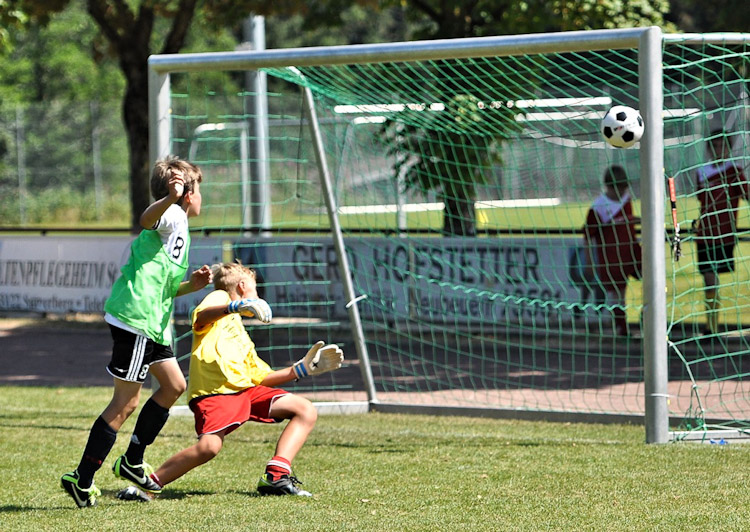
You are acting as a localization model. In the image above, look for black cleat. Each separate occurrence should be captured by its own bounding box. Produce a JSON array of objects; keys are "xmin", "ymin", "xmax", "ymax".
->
[
  {"xmin": 60, "ymin": 470, "xmax": 101, "ymax": 508},
  {"xmin": 112, "ymin": 455, "xmax": 162, "ymax": 493}
]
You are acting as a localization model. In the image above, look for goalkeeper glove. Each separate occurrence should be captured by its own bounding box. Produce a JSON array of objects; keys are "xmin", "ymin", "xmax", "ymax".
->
[
  {"xmin": 293, "ymin": 341, "xmax": 344, "ymax": 379},
  {"xmin": 227, "ymin": 298, "xmax": 273, "ymax": 323}
]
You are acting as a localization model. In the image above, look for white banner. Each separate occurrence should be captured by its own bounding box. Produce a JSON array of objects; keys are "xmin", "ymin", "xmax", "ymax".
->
[
  {"xmin": 234, "ymin": 237, "xmax": 587, "ymax": 324},
  {"xmin": 0, "ymin": 236, "xmax": 225, "ymax": 316},
  {"xmin": 0, "ymin": 237, "xmax": 132, "ymax": 313},
  {"xmin": 0, "ymin": 236, "xmax": 590, "ymax": 324}
]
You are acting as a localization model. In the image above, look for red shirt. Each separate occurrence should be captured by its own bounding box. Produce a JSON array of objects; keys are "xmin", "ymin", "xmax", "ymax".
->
[
  {"xmin": 583, "ymin": 192, "xmax": 641, "ymax": 286},
  {"xmin": 695, "ymin": 161, "xmax": 749, "ymax": 245}
]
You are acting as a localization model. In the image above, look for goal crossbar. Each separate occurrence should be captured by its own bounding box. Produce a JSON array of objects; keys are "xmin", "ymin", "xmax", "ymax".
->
[{"xmin": 148, "ymin": 28, "xmax": 648, "ymax": 73}]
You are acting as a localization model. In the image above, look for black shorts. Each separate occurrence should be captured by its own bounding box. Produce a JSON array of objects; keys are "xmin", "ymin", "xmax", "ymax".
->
[
  {"xmin": 696, "ymin": 240, "xmax": 736, "ymax": 275},
  {"xmin": 107, "ymin": 325, "xmax": 175, "ymax": 383}
]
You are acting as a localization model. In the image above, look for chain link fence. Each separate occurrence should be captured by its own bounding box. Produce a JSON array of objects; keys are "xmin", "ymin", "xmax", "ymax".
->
[{"xmin": 0, "ymin": 100, "xmax": 130, "ymax": 227}]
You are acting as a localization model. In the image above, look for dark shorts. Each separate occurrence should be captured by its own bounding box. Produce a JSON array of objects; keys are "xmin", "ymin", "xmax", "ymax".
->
[
  {"xmin": 697, "ymin": 241, "xmax": 736, "ymax": 275},
  {"xmin": 107, "ymin": 325, "xmax": 174, "ymax": 383},
  {"xmin": 189, "ymin": 386, "xmax": 289, "ymax": 436}
]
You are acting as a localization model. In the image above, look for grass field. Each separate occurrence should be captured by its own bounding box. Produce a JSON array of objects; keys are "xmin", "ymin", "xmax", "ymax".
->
[{"xmin": 2, "ymin": 386, "xmax": 750, "ymax": 531}]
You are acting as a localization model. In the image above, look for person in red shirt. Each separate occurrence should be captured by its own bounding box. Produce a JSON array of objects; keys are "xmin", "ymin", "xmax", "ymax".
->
[
  {"xmin": 583, "ymin": 165, "xmax": 642, "ymax": 336},
  {"xmin": 694, "ymin": 130, "xmax": 749, "ymax": 335}
]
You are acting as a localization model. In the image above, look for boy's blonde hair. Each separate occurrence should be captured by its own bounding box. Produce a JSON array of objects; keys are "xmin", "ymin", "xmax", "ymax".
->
[
  {"xmin": 151, "ymin": 155, "xmax": 203, "ymax": 204},
  {"xmin": 213, "ymin": 262, "xmax": 256, "ymax": 293}
]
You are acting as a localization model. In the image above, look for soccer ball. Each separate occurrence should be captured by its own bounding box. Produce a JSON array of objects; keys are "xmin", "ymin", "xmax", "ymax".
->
[{"xmin": 601, "ymin": 105, "xmax": 644, "ymax": 148}]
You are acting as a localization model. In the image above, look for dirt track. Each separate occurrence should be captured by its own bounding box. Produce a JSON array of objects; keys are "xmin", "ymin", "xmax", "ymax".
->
[
  {"xmin": 0, "ymin": 315, "xmax": 359, "ymax": 393},
  {"xmin": 1, "ymin": 317, "xmax": 124, "ymax": 387},
  {"xmin": 3, "ymin": 315, "xmax": 750, "ymax": 424}
]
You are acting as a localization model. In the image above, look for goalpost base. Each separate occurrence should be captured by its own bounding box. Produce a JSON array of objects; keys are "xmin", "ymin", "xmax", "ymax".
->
[{"xmin": 669, "ymin": 429, "xmax": 750, "ymax": 443}]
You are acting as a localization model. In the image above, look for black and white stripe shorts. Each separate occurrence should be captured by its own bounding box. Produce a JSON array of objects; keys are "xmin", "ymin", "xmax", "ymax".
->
[{"xmin": 106, "ymin": 325, "xmax": 175, "ymax": 383}]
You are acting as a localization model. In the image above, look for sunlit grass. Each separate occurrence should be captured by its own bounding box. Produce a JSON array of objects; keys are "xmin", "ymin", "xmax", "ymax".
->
[{"xmin": 2, "ymin": 386, "xmax": 750, "ymax": 531}]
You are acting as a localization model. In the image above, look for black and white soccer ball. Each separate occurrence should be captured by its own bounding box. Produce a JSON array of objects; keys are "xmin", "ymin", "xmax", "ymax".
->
[{"xmin": 601, "ymin": 105, "xmax": 644, "ymax": 148}]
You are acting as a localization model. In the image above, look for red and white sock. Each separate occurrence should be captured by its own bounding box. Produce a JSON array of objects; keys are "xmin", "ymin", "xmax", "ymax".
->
[
  {"xmin": 265, "ymin": 456, "xmax": 292, "ymax": 481},
  {"xmin": 150, "ymin": 472, "xmax": 164, "ymax": 488}
]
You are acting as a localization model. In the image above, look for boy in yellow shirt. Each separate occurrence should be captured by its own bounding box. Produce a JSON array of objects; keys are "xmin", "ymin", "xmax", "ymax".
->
[{"xmin": 122, "ymin": 262, "xmax": 343, "ymax": 498}]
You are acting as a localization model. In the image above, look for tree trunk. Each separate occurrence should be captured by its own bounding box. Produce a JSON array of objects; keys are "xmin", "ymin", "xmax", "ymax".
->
[
  {"xmin": 123, "ymin": 81, "xmax": 150, "ymax": 233},
  {"xmin": 120, "ymin": 41, "xmax": 151, "ymax": 233},
  {"xmin": 442, "ymin": 193, "xmax": 476, "ymax": 237},
  {"xmin": 86, "ymin": 0, "xmax": 195, "ymax": 232}
]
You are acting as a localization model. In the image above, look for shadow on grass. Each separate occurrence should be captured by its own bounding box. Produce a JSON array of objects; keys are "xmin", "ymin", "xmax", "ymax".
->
[
  {"xmin": 0, "ymin": 421, "xmax": 102, "ymax": 433},
  {"xmin": 0, "ymin": 505, "xmax": 38, "ymax": 513},
  {"xmin": 8, "ymin": 487, "xmax": 322, "ymax": 511},
  {"xmin": 226, "ymin": 490, "xmax": 264, "ymax": 498},
  {"xmin": 111, "ymin": 488, "xmax": 266, "ymax": 502},
  {"xmin": 127, "ymin": 489, "xmax": 216, "ymax": 501}
]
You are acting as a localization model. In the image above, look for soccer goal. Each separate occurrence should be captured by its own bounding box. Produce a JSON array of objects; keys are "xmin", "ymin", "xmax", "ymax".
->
[{"xmin": 149, "ymin": 27, "xmax": 750, "ymax": 444}]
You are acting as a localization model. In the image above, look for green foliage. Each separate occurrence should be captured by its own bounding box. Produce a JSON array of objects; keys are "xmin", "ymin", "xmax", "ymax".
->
[
  {"xmin": 0, "ymin": 3, "xmax": 124, "ymax": 104},
  {"xmin": 0, "ymin": 5, "xmax": 130, "ymax": 226},
  {"xmin": 3, "ymin": 386, "xmax": 750, "ymax": 531},
  {"xmin": 263, "ymin": 4, "xmax": 409, "ymax": 51},
  {"xmin": 0, "ymin": 99, "xmax": 130, "ymax": 226},
  {"xmin": 390, "ymin": 0, "xmax": 674, "ymax": 39},
  {"xmin": 6, "ymin": 186, "xmax": 129, "ymax": 225},
  {"xmin": 379, "ymin": 94, "xmax": 509, "ymax": 235},
  {"xmin": 0, "ymin": 0, "xmax": 68, "ymax": 53},
  {"xmin": 668, "ymin": 0, "xmax": 750, "ymax": 32}
]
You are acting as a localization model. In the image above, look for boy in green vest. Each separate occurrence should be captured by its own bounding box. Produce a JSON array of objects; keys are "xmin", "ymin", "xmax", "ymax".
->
[{"xmin": 61, "ymin": 156, "xmax": 212, "ymax": 508}]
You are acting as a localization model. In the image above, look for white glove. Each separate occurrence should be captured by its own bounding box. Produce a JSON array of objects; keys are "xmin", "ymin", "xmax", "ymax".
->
[
  {"xmin": 227, "ymin": 298, "xmax": 272, "ymax": 323},
  {"xmin": 293, "ymin": 341, "xmax": 344, "ymax": 379}
]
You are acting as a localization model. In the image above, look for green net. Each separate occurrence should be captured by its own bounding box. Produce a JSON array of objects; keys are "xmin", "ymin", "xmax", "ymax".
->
[
  {"xmin": 663, "ymin": 36, "xmax": 750, "ymax": 434},
  {"xmin": 167, "ymin": 34, "xmax": 750, "ymax": 430}
]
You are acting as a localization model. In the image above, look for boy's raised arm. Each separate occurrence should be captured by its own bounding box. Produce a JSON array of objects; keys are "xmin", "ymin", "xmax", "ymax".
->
[{"xmin": 140, "ymin": 169, "xmax": 185, "ymax": 229}]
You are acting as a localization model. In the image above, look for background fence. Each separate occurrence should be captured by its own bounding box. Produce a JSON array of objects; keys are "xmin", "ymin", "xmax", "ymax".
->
[{"xmin": 0, "ymin": 100, "xmax": 129, "ymax": 226}]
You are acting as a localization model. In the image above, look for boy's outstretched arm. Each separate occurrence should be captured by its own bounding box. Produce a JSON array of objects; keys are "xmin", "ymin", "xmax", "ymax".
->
[
  {"xmin": 260, "ymin": 367, "xmax": 299, "ymax": 387},
  {"xmin": 261, "ymin": 342, "xmax": 345, "ymax": 388},
  {"xmin": 192, "ymin": 303, "xmax": 231, "ymax": 331}
]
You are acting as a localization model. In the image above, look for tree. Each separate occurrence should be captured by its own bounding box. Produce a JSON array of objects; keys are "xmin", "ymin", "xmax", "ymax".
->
[
  {"xmin": 0, "ymin": 0, "xmax": 376, "ymax": 230},
  {"xmin": 377, "ymin": 0, "xmax": 672, "ymax": 236},
  {"xmin": 393, "ymin": 0, "xmax": 671, "ymax": 39},
  {"xmin": 85, "ymin": 1, "xmax": 199, "ymax": 231},
  {"xmin": 667, "ymin": 0, "xmax": 749, "ymax": 32},
  {"xmin": 380, "ymin": 94, "xmax": 513, "ymax": 236}
]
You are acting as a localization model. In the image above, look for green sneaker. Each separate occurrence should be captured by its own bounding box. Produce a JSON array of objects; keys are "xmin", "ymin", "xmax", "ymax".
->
[
  {"xmin": 60, "ymin": 471, "xmax": 101, "ymax": 508},
  {"xmin": 112, "ymin": 455, "xmax": 162, "ymax": 493},
  {"xmin": 257, "ymin": 474, "xmax": 312, "ymax": 497}
]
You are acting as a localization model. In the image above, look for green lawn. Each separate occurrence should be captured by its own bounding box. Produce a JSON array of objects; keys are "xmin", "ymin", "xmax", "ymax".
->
[{"xmin": 2, "ymin": 386, "xmax": 750, "ymax": 531}]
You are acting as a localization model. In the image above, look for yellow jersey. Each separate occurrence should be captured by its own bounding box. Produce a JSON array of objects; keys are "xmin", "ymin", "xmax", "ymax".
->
[{"xmin": 187, "ymin": 290, "xmax": 273, "ymax": 400}]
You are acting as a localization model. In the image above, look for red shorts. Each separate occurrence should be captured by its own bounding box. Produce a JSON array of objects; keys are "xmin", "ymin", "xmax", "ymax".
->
[{"xmin": 189, "ymin": 386, "xmax": 289, "ymax": 436}]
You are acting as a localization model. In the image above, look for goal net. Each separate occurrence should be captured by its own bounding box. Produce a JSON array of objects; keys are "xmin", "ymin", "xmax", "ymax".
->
[{"xmin": 151, "ymin": 28, "xmax": 750, "ymax": 440}]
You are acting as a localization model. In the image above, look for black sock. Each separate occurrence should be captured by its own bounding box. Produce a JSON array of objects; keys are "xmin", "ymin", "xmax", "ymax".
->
[
  {"xmin": 77, "ymin": 416, "xmax": 117, "ymax": 488},
  {"xmin": 125, "ymin": 398, "xmax": 170, "ymax": 465}
]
